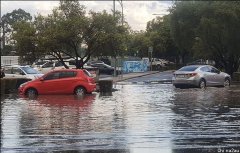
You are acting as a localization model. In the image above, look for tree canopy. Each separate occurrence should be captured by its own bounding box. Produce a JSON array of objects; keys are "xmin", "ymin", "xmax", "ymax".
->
[
  {"xmin": 170, "ymin": 1, "xmax": 240, "ymax": 75},
  {"xmin": 8, "ymin": 0, "xmax": 130, "ymax": 69},
  {"xmin": 1, "ymin": 8, "xmax": 32, "ymax": 55},
  {"xmin": 2, "ymin": 1, "xmax": 240, "ymax": 75}
]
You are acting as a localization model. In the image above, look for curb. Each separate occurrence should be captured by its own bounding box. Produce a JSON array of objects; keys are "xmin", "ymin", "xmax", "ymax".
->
[{"xmin": 114, "ymin": 71, "xmax": 160, "ymax": 83}]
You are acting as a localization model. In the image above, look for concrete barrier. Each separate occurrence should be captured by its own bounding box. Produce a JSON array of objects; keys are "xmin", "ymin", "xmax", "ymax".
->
[
  {"xmin": 98, "ymin": 79, "xmax": 113, "ymax": 95},
  {"xmin": 1, "ymin": 78, "xmax": 31, "ymax": 94}
]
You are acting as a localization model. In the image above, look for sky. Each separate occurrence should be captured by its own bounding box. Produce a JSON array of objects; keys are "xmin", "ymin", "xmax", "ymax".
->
[{"xmin": 1, "ymin": 1, "xmax": 173, "ymax": 31}]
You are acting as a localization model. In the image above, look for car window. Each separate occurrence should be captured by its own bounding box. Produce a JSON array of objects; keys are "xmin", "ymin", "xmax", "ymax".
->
[
  {"xmin": 59, "ymin": 71, "xmax": 77, "ymax": 79},
  {"xmin": 21, "ymin": 67, "xmax": 40, "ymax": 74},
  {"xmin": 35, "ymin": 61, "xmax": 47, "ymax": 65},
  {"xmin": 103, "ymin": 64, "xmax": 111, "ymax": 68},
  {"xmin": 68, "ymin": 60, "xmax": 76, "ymax": 65},
  {"xmin": 55, "ymin": 61, "xmax": 63, "ymax": 67},
  {"xmin": 42, "ymin": 62, "xmax": 54, "ymax": 68},
  {"xmin": 92, "ymin": 64, "xmax": 101, "ymax": 68},
  {"xmin": 178, "ymin": 66, "xmax": 199, "ymax": 71},
  {"xmin": 44, "ymin": 72, "xmax": 60, "ymax": 80},
  {"xmin": 210, "ymin": 67, "xmax": 220, "ymax": 74},
  {"xmin": 12, "ymin": 68, "xmax": 24, "ymax": 75},
  {"xmin": 4, "ymin": 67, "xmax": 13, "ymax": 74},
  {"xmin": 200, "ymin": 66, "xmax": 211, "ymax": 72}
]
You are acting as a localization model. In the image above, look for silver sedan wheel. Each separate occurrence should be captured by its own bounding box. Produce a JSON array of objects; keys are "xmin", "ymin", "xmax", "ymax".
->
[
  {"xmin": 199, "ymin": 80, "xmax": 206, "ymax": 89},
  {"xmin": 224, "ymin": 79, "xmax": 230, "ymax": 87}
]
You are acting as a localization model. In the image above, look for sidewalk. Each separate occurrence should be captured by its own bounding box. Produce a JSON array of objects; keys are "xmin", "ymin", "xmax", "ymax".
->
[
  {"xmin": 98, "ymin": 71, "xmax": 240, "ymax": 85},
  {"xmin": 99, "ymin": 71, "xmax": 162, "ymax": 83}
]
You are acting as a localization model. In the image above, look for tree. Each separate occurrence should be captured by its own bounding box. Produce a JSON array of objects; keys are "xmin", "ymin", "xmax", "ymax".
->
[
  {"xmin": 169, "ymin": 1, "xmax": 240, "ymax": 75},
  {"xmin": 1, "ymin": 9, "xmax": 32, "ymax": 51},
  {"xmin": 33, "ymin": 0, "xmax": 129, "ymax": 69},
  {"xmin": 196, "ymin": 1, "xmax": 240, "ymax": 76},
  {"xmin": 169, "ymin": 1, "xmax": 200, "ymax": 64},
  {"xmin": 127, "ymin": 31, "xmax": 151, "ymax": 58},
  {"xmin": 85, "ymin": 10, "xmax": 129, "ymax": 58},
  {"xmin": 12, "ymin": 21, "xmax": 38, "ymax": 64},
  {"xmin": 35, "ymin": 0, "xmax": 89, "ymax": 69},
  {"xmin": 146, "ymin": 15, "xmax": 178, "ymax": 62}
]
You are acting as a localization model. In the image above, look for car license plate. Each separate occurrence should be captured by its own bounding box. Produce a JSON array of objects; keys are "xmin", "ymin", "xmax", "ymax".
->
[{"xmin": 177, "ymin": 74, "xmax": 185, "ymax": 78}]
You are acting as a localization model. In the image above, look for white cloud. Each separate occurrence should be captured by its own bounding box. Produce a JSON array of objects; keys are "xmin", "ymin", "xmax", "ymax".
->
[{"xmin": 1, "ymin": 1, "xmax": 173, "ymax": 31}]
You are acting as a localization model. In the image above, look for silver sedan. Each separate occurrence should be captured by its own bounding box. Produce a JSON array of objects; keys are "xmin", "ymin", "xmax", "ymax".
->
[{"xmin": 172, "ymin": 65, "xmax": 231, "ymax": 89}]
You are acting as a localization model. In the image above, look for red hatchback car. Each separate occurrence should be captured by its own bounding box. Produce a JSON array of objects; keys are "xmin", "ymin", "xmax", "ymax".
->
[{"xmin": 19, "ymin": 69, "xmax": 96, "ymax": 96}]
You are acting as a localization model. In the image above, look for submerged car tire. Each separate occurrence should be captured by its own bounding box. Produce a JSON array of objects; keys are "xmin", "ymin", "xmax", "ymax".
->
[
  {"xmin": 74, "ymin": 86, "xmax": 86, "ymax": 96},
  {"xmin": 199, "ymin": 79, "xmax": 206, "ymax": 89},
  {"xmin": 223, "ymin": 78, "xmax": 230, "ymax": 87},
  {"xmin": 26, "ymin": 88, "xmax": 38, "ymax": 97}
]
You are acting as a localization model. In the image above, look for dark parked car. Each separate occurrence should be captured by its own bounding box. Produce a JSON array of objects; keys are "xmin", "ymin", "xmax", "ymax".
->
[
  {"xmin": 90, "ymin": 63, "xmax": 114, "ymax": 75},
  {"xmin": 87, "ymin": 60, "xmax": 104, "ymax": 66}
]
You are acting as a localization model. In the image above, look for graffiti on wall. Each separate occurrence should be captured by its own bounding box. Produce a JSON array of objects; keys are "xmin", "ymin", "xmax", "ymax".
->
[{"xmin": 123, "ymin": 61, "xmax": 148, "ymax": 73}]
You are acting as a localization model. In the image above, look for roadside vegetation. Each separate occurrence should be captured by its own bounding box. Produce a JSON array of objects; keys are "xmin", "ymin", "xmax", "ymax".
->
[{"xmin": 1, "ymin": 1, "xmax": 240, "ymax": 76}]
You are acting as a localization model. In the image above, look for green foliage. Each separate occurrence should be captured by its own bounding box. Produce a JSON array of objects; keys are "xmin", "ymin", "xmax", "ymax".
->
[
  {"xmin": 127, "ymin": 31, "xmax": 151, "ymax": 58},
  {"xmin": 8, "ymin": 1, "xmax": 130, "ymax": 68},
  {"xmin": 169, "ymin": 1, "xmax": 240, "ymax": 75},
  {"xmin": 170, "ymin": 1, "xmax": 201, "ymax": 64},
  {"xmin": 197, "ymin": 2, "xmax": 240, "ymax": 75},
  {"xmin": 1, "ymin": 9, "xmax": 32, "ymax": 51},
  {"xmin": 146, "ymin": 15, "xmax": 178, "ymax": 62},
  {"xmin": 86, "ymin": 10, "xmax": 129, "ymax": 58},
  {"xmin": 1, "ymin": 45, "xmax": 13, "ymax": 55},
  {"xmin": 12, "ymin": 21, "xmax": 38, "ymax": 64}
]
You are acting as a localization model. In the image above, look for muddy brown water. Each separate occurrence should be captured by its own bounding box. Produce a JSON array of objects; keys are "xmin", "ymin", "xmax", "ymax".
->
[{"xmin": 1, "ymin": 84, "xmax": 240, "ymax": 153}]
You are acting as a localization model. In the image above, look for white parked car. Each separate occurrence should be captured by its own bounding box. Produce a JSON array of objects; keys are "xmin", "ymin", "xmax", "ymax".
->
[
  {"xmin": 32, "ymin": 60, "xmax": 75, "ymax": 74},
  {"xmin": 4, "ymin": 65, "xmax": 44, "ymax": 80}
]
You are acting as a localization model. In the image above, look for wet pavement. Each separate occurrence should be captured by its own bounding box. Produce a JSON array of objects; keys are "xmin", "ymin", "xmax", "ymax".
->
[{"xmin": 1, "ymin": 83, "xmax": 240, "ymax": 153}]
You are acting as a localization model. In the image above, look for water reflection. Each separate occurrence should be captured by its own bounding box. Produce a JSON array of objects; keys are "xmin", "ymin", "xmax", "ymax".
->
[
  {"xmin": 20, "ymin": 94, "xmax": 96, "ymax": 135},
  {"xmin": 170, "ymin": 86, "xmax": 240, "ymax": 152},
  {"xmin": 1, "ymin": 85, "xmax": 240, "ymax": 153}
]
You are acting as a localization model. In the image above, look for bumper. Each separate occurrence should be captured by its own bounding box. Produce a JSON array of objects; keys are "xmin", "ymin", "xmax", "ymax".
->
[
  {"xmin": 86, "ymin": 83, "xmax": 97, "ymax": 93},
  {"xmin": 172, "ymin": 78, "xmax": 199, "ymax": 87},
  {"xmin": 18, "ymin": 87, "xmax": 25, "ymax": 94}
]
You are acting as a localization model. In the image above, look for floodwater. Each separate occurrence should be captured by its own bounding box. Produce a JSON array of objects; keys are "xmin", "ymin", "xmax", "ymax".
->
[{"xmin": 1, "ymin": 84, "xmax": 240, "ymax": 153}]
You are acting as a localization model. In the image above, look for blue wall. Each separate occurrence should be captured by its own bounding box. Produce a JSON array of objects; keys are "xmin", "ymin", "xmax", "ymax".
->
[{"xmin": 123, "ymin": 61, "xmax": 148, "ymax": 73}]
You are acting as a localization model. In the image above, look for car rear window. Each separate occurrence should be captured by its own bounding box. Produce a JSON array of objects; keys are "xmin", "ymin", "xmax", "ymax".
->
[
  {"xmin": 83, "ymin": 69, "xmax": 92, "ymax": 77},
  {"xmin": 178, "ymin": 66, "xmax": 199, "ymax": 71}
]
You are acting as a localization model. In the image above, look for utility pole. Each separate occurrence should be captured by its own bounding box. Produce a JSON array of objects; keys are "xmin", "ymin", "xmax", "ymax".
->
[
  {"xmin": 113, "ymin": 0, "xmax": 117, "ymax": 77},
  {"xmin": 119, "ymin": 0, "xmax": 123, "ymax": 26},
  {"xmin": 118, "ymin": 0, "xmax": 123, "ymax": 78},
  {"xmin": 113, "ymin": 0, "xmax": 124, "ymax": 77}
]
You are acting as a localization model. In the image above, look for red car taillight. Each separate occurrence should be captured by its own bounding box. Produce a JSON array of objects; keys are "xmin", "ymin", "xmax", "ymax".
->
[{"xmin": 188, "ymin": 73, "xmax": 197, "ymax": 77}]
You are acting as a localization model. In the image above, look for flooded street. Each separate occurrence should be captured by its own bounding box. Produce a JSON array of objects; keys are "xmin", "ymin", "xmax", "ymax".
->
[{"xmin": 1, "ymin": 84, "xmax": 240, "ymax": 153}]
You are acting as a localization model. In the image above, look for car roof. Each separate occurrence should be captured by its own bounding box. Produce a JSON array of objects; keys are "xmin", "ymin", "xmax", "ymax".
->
[
  {"xmin": 4, "ymin": 65, "xmax": 31, "ymax": 68},
  {"xmin": 50, "ymin": 69, "xmax": 83, "ymax": 72},
  {"xmin": 184, "ymin": 65, "xmax": 211, "ymax": 68}
]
